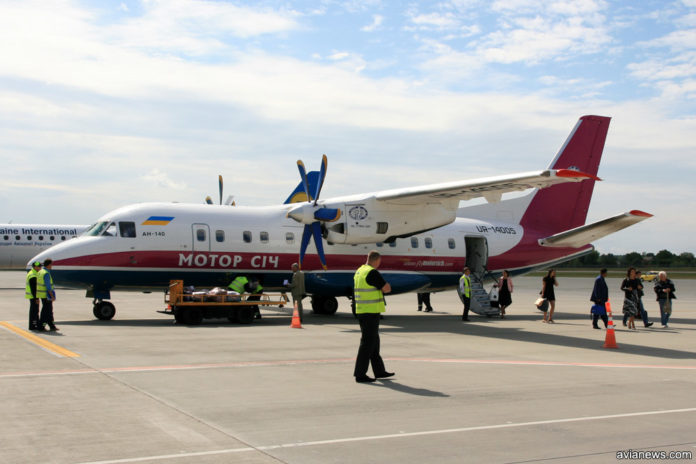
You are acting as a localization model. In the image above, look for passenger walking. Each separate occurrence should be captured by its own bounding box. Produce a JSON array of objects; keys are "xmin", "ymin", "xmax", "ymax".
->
[
  {"xmin": 654, "ymin": 271, "xmax": 676, "ymax": 328},
  {"xmin": 353, "ymin": 251, "xmax": 394, "ymax": 383},
  {"xmin": 25, "ymin": 261, "xmax": 42, "ymax": 331},
  {"xmin": 621, "ymin": 268, "xmax": 639, "ymax": 330},
  {"xmin": 590, "ymin": 268, "xmax": 609, "ymax": 329},
  {"xmin": 634, "ymin": 271, "xmax": 653, "ymax": 327},
  {"xmin": 458, "ymin": 267, "xmax": 471, "ymax": 321},
  {"xmin": 417, "ymin": 292, "xmax": 433, "ymax": 312},
  {"xmin": 286, "ymin": 263, "xmax": 306, "ymax": 323},
  {"xmin": 498, "ymin": 270, "xmax": 513, "ymax": 319},
  {"xmin": 38, "ymin": 259, "xmax": 59, "ymax": 331},
  {"xmin": 541, "ymin": 269, "xmax": 558, "ymax": 323}
]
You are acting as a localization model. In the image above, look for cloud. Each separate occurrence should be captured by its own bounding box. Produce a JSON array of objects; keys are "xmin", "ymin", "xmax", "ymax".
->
[
  {"xmin": 141, "ymin": 169, "xmax": 188, "ymax": 190},
  {"xmin": 362, "ymin": 14, "xmax": 383, "ymax": 32}
]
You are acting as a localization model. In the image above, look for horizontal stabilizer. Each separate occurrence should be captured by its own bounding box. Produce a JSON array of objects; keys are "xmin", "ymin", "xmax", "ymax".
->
[{"xmin": 538, "ymin": 210, "xmax": 652, "ymax": 248}]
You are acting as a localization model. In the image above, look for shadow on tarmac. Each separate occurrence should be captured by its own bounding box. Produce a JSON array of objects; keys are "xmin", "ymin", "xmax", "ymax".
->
[{"xmin": 371, "ymin": 379, "xmax": 450, "ymax": 397}]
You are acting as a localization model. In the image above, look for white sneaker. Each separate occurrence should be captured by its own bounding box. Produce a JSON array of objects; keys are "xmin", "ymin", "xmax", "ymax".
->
[{"xmin": 661, "ymin": 324, "xmax": 667, "ymax": 328}]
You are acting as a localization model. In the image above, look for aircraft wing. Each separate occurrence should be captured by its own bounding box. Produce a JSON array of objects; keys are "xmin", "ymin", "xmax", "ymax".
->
[
  {"xmin": 374, "ymin": 169, "xmax": 600, "ymax": 205},
  {"xmin": 538, "ymin": 210, "xmax": 653, "ymax": 248}
]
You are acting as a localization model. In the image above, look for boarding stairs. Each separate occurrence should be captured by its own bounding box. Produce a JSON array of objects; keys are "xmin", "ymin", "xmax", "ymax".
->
[{"xmin": 469, "ymin": 275, "xmax": 499, "ymax": 317}]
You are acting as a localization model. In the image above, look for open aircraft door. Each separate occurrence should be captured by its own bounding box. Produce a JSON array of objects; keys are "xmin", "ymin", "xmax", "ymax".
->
[
  {"xmin": 192, "ymin": 224, "xmax": 210, "ymax": 252},
  {"xmin": 464, "ymin": 235, "xmax": 488, "ymax": 277}
]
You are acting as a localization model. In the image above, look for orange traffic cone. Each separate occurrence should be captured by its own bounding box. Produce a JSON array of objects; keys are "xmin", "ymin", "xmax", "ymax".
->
[
  {"xmin": 603, "ymin": 300, "xmax": 618, "ymax": 349},
  {"xmin": 290, "ymin": 301, "xmax": 302, "ymax": 329}
]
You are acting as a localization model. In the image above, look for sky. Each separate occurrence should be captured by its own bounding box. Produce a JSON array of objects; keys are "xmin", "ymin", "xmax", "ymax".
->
[{"xmin": 0, "ymin": 0, "xmax": 694, "ymax": 255}]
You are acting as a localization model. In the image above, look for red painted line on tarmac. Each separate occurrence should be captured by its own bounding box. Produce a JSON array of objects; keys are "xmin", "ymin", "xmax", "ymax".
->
[{"xmin": 1, "ymin": 356, "xmax": 694, "ymax": 379}]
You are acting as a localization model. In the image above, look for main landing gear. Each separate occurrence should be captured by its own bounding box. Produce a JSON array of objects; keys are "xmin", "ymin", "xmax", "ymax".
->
[
  {"xmin": 93, "ymin": 300, "xmax": 116, "ymax": 320},
  {"xmin": 311, "ymin": 295, "xmax": 339, "ymax": 315}
]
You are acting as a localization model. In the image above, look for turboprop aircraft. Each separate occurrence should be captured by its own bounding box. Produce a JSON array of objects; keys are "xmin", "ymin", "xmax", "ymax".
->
[
  {"xmin": 29, "ymin": 115, "xmax": 651, "ymax": 320},
  {"xmin": 0, "ymin": 224, "xmax": 89, "ymax": 269}
]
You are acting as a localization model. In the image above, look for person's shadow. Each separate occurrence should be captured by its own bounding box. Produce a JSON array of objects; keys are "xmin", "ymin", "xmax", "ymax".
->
[{"xmin": 371, "ymin": 380, "xmax": 449, "ymax": 397}]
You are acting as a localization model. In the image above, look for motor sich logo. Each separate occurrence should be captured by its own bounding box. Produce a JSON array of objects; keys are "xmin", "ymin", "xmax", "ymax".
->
[{"xmin": 348, "ymin": 205, "xmax": 368, "ymax": 221}]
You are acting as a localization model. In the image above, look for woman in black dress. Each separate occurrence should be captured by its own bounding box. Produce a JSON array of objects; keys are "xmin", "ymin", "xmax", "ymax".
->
[
  {"xmin": 498, "ymin": 270, "xmax": 513, "ymax": 319},
  {"xmin": 541, "ymin": 269, "xmax": 558, "ymax": 323}
]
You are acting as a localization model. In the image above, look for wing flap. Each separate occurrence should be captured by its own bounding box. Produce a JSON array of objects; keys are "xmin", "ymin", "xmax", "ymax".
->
[
  {"xmin": 538, "ymin": 210, "xmax": 653, "ymax": 248},
  {"xmin": 374, "ymin": 169, "xmax": 600, "ymax": 204}
]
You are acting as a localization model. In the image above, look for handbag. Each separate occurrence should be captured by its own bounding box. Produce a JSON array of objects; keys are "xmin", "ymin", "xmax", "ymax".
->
[
  {"xmin": 535, "ymin": 297, "xmax": 548, "ymax": 312},
  {"xmin": 591, "ymin": 304, "xmax": 606, "ymax": 316},
  {"xmin": 663, "ymin": 297, "xmax": 672, "ymax": 315}
]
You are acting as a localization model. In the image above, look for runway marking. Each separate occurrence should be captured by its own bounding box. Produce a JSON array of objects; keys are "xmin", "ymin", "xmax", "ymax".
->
[
  {"xmin": 75, "ymin": 407, "xmax": 696, "ymax": 463},
  {"xmin": 0, "ymin": 321, "xmax": 79, "ymax": 358},
  {"xmin": 1, "ymin": 356, "xmax": 695, "ymax": 379}
]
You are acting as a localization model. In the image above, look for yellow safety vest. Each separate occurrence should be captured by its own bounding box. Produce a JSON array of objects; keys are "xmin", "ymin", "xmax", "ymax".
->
[
  {"xmin": 25, "ymin": 269, "xmax": 39, "ymax": 299},
  {"xmin": 228, "ymin": 276, "xmax": 248, "ymax": 293},
  {"xmin": 36, "ymin": 269, "xmax": 53, "ymax": 299},
  {"xmin": 459, "ymin": 274, "xmax": 471, "ymax": 298},
  {"xmin": 354, "ymin": 264, "xmax": 385, "ymax": 314}
]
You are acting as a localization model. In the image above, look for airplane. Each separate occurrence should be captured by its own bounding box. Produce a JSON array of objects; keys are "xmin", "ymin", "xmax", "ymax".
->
[
  {"xmin": 0, "ymin": 224, "xmax": 89, "ymax": 269},
  {"xmin": 29, "ymin": 115, "xmax": 652, "ymax": 321}
]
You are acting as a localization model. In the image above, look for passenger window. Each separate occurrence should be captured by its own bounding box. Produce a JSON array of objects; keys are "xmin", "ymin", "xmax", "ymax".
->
[
  {"xmin": 103, "ymin": 223, "xmax": 117, "ymax": 237},
  {"xmin": 389, "ymin": 241, "xmax": 396, "ymax": 248},
  {"xmin": 3, "ymin": 235, "xmax": 8, "ymax": 240},
  {"xmin": 196, "ymin": 228, "xmax": 206, "ymax": 241},
  {"xmin": 376, "ymin": 222, "xmax": 388, "ymax": 234},
  {"xmin": 27, "ymin": 236, "xmax": 32, "ymax": 240},
  {"xmin": 260, "ymin": 231, "xmax": 269, "ymax": 243},
  {"xmin": 61, "ymin": 236, "xmax": 66, "ymax": 241},
  {"xmin": 285, "ymin": 232, "xmax": 294, "ymax": 244},
  {"xmin": 411, "ymin": 237, "xmax": 419, "ymax": 248},
  {"xmin": 243, "ymin": 231, "xmax": 252, "ymax": 243},
  {"xmin": 425, "ymin": 238, "xmax": 432, "ymax": 249},
  {"xmin": 50, "ymin": 236, "xmax": 55, "ymax": 241},
  {"xmin": 376, "ymin": 242, "xmax": 383, "ymax": 247},
  {"xmin": 38, "ymin": 235, "xmax": 44, "ymax": 241},
  {"xmin": 15, "ymin": 235, "xmax": 20, "ymax": 240},
  {"xmin": 448, "ymin": 238, "xmax": 456, "ymax": 249},
  {"xmin": 119, "ymin": 222, "xmax": 136, "ymax": 238},
  {"xmin": 216, "ymin": 230, "xmax": 225, "ymax": 242}
]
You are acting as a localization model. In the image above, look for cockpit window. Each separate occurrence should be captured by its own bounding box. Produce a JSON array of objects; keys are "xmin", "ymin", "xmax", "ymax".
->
[
  {"xmin": 119, "ymin": 222, "xmax": 136, "ymax": 238},
  {"xmin": 103, "ymin": 223, "xmax": 118, "ymax": 237},
  {"xmin": 84, "ymin": 221, "xmax": 110, "ymax": 236}
]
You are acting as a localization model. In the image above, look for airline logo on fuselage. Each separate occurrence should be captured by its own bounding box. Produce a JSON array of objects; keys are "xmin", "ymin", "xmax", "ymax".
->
[
  {"xmin": 142, "ymin": 216, "xmax": 174, "ymax": 226},
  {"xmin": 179, "ymin": 253, "xmax": 279, "ymax": 269}
]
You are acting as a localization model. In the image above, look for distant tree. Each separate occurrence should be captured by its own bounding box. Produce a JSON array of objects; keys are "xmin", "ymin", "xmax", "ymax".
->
[
  {"xmin": 676, "ymin": 252, "xmax": 696, "ymax": 267},
  {"xmin": 600, "ymin": 253, "xmax": 618, "ymax": 267},
  {"xmin": 582, "ymin": 250, "xmax": 600, "ymax": 266},
  {"xmin": 655, "ymin": 249, "xmax": 675, "ymax": 267},
  {"xmin": 624, "ymin": 252, "xmax": 643, "ymax": 267}
]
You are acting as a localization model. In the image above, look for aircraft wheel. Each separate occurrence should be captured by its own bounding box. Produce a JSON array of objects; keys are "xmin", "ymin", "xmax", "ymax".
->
[
  {"xmin": 237, "ymin": 307, "xmax": 254, "ymax": 324},
  {"xmin": 312, "ymin": 296, "xmax": 338, "ymax": 315},
  {"xmin": 93, "ymin": 301, "xmax": 116, "ymax": 320}
]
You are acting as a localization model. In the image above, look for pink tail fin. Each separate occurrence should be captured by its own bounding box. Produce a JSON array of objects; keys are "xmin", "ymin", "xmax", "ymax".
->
[{"xmin": 520, "ymin": 115, "xmax": 611, "ymax": 234}]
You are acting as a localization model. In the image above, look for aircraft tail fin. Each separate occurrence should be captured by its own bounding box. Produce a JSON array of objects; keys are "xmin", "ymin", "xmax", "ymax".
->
[
  {"xmin": 284, "ymin": 171, "xmax": 320, "ymax": 204},
  {"xmin": 519, "ymin": 115, "xmax": 611, "ymax": 234}
]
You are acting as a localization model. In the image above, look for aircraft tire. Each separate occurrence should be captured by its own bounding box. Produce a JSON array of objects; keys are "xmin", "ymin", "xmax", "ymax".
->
[
  {"xmin": 311, "ymin": 296, "xmax": 339, "ymax": 315},
  {"xmin": 93, "ymin": 301, "xmax": 116, "ymax": 320}
]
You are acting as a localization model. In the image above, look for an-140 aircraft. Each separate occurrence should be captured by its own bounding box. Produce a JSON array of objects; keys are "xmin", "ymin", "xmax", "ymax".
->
[{"xmin": 29, "ymin": 115, "xmax": 651, "ymax": 320}]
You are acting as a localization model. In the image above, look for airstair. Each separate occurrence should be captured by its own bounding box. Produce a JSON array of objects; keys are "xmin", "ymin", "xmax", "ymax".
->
[{"xmin": 469, "ymin": 275, "xmax": 500, "ymax": 317}]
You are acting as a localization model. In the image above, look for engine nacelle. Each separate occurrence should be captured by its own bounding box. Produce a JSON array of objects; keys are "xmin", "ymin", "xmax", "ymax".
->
[{"xmin": 323, "ymin": 198, "xmax": 458, "ymax": 244}]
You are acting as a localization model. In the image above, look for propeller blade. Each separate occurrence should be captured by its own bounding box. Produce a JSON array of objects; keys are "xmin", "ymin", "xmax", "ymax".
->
[
  {"xmin": 218, "ymin": 175, "xmax": 223, "ymax": 205},
  {"xmin": 224, "ymin": 195, "xmax": 235, "ymax": 206},
  {"xmin": 314, "ymin": 208, "xmax": 341, "ymax": 222},
  {"xmin": 297, "ymin": 160, "xmax": 311, "ymax": 202},
  {"xmin": 313, "ymin": 154, "xmax": 327, "ymax": 205},
  {"xmin": 298, "ymin": 224, "xmax": 313, "ymax": 269},
  {"xmin": 205, "ymin": 196, "xmax": 213, "ymax": 205},
  {"xmin": 311, "ymin": 221, "xmax": 327, "ymax": 270}
]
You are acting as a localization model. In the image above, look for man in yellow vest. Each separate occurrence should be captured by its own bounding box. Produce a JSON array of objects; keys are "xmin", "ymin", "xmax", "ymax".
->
[
  {"xmin": 25, "ymin": 261, "xmax": 42, "ymax": 331},
  {"xmin": 38, "ymin": 259, "xmax": 59, "ymax": 331},
  {"xmin": 458, "ymin": 266, "xmax": 472, "ymax": 321},
  {"xmin": 353, "ymin": 251, "xmax": 394, "ymax": 383}
]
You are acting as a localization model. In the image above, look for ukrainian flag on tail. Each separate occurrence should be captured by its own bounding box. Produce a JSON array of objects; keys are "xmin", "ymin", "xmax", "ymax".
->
[{"xmin": 142, "ymin": 216, "xmax": 174, "ymax": 226}]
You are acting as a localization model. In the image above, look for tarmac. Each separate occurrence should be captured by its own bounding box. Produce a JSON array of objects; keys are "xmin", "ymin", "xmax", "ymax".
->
[{"xmin": 0, "ymin": 271, "xmax": 694, "ymax": 464}]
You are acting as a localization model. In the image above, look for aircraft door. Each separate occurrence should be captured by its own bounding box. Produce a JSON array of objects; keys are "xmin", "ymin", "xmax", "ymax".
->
[
  {"xmin": 464, "ymin": 236, "xmax": 488, "ymax": 276},
  {"xmin": 192, "ymin": 224, "xmax": 211, "ymax": 252}
]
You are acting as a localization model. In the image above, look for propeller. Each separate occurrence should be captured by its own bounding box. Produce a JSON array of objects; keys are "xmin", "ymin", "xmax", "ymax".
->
[
  {"xmin": 286, "ymin": 155, "xmax": 341, "ymax": 270},
  {"xmin": 205, "ymin": 175, "xmax": 235, "ymax": 206}
]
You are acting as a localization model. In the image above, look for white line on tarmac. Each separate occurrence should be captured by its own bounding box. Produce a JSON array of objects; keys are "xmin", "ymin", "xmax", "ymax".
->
[
  {"xmin": 76, "ymin": 407, "xmax": 696, "ymax": 464},
  {"xmin": 2, "ymin": 356, "xmax": 695, "ymax": 379}
]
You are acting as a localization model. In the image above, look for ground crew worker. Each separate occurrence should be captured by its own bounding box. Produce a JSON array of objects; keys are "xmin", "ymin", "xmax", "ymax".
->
[
  {"xmin": 287, "ymin": 263, "xmax": 305, "ymax": 322},
  {"xmin": 249, "ymin": 279, "xmax": 264, "ymax": 319},
  {"xmin": 229, "ymin": 275, "xmax": 263, "ymax": 319},
  {"xmin": 38, "ymin": 259, "xmax": 59, "ymax": 331},
  {"xmin": 228, "ymin": 275, "xmax": 249, "ymax": 294},
  {"xmin": 25, "ymin": 261, "xmax": 42, "ymax": 331},
  {"xmin": 353, "ymin": 251, "xmax": 394, "ymax": 383},
  {"xmin": 459, "ymin": 266, "xmax": 472, "ymax": 321}
]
